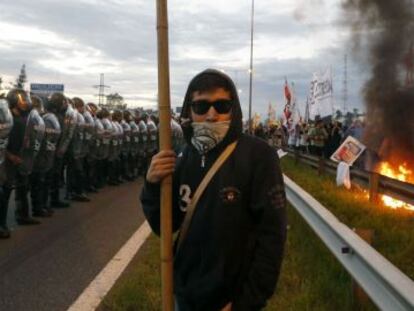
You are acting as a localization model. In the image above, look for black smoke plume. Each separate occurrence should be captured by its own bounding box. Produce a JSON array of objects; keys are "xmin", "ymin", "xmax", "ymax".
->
[{"xmin": 342, "ymin": 0, "xmax": 414, "ymax": 165}]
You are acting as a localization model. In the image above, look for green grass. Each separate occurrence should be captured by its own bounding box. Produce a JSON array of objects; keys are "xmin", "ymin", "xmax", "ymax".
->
[
  {"xmin": 101, "ymin": 157, "xmax": 413, "ymax": 311},
  {"xmin": 280, "ymin": 156, "xmax": 414, "ymax": 281}
]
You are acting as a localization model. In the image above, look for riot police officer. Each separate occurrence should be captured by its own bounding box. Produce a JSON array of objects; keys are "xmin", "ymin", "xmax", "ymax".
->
[
  {"xmin": 4, "ymin": 89, "xmax": 45, "ymax": 225},
  {"xmin": 120, "ymin": 111, "xmax": 133, "ymax": 181},
  {"xmin": 83, "ymin": 103, "xmax": 98, "ymax": 193},
  {"xmin": 66, "ymin": 98, "xmax": 89, "ymax": 202},
  {"xmin": 137, "ymin": 112, "xmax": 149, "ymax": 175},
  {"xmin": 96, "ymin": 108, "xmax": 112, "ymax": 186},
  {"xmin": 47, "ymin": 93, "xmax": 76, "ymax": 208},
  {"xmin": 0, "ymin": 98, "xmax": 14, "ymax": 238},
  {"xmin": 128, "ymin": 111, "xmax": 140, "ymax": 179},
  {"xmin": 30, "ymin": 95, "xmax": 61, "ymax": 217},
  {"xmin": 107, "ymin": 110, "xmax": 122, "ymax": 185}
]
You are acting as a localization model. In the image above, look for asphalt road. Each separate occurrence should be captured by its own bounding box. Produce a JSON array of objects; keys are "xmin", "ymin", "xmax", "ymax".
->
[{"xmin": 0, "ymin": 179, "xmax": 145, "ymax": 311}]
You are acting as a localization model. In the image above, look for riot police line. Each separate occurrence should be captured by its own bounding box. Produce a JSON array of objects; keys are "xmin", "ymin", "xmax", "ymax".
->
[{"xmin": 0, "ymin": 89, "xmax": 184, "ymax": 239}]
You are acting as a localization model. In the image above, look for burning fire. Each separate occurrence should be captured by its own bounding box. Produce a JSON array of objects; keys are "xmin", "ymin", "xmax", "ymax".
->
[{"xmin": 379, "ymin": 162, "xmax": 414, "ymax": 211}]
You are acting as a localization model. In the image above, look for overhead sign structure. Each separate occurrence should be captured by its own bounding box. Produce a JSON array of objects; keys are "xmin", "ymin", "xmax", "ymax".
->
[{"xmin": 30, "ymin": 84, "xmax": 64, "ymax": 96}]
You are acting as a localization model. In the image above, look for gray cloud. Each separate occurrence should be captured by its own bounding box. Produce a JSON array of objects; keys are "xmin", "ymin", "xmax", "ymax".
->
[{"xmin": 0, "ymin": 0, "xmax": 367, "ymax": 118}]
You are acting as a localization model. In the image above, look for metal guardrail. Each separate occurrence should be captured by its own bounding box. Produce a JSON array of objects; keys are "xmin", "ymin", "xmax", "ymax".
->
[
  {"xmin": 286, "ymin": 150, "xmax": 414, "ymax": 206},
  {"xmin": 284, "ymin": 175, "xmax": 414, "ymax": 310}
]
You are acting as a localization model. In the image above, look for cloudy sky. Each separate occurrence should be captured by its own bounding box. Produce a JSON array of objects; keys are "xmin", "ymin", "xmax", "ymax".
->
[{"xmin": 0, "ymin": 0, "xmax": 370, "ymax": 119}]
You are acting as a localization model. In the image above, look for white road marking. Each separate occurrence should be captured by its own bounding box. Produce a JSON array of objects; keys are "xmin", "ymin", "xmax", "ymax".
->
[{"xmin": 67, "ymin": 221, "xmax": 152, "ymax": 311}]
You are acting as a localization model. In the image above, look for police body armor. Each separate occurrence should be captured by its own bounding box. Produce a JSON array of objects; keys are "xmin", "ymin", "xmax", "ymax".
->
[
  {"xmin": 34, "ymin": 113, "xmax": 61, "ymax": 173},
  {"xmin": 57, "ymin": 105, "xmax": 77, "ymax": 156},
  {"xmin": 94, "ymin": 118, "xmax": 105, "ymax": 160},
  {"xmin": 19, "ymin": 109, "xmax": 46, "ymax": 175},
  {"xmin": 146, "ymin": 120, "xmax": 158, "ymax": 154},
  {"xmin": 101, "ymin": 118, "xmax": 113, "ymax": 160},
  {"xmin": 138, "ymin": 120, "xmax": 148, "ymax": 156},
  {"xmin": 121, "ymin": 120, "xmax": 131, "ymax": 156},
  {"xmin": 129, "ymin": 120, "xmax": 139, "ymax": 156},
  {"xmin": 0, "ymin": 99, "xmax": 13, "ymax": 184},
  {"xmin": 83, "ymin": 110, "xmax": 95, "ymax": 157}
]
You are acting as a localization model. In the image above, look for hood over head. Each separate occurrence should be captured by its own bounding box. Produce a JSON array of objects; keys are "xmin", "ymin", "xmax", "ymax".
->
[{"xmin": 179, "ymin": 69, "xmax": 243, "ymax": 149}]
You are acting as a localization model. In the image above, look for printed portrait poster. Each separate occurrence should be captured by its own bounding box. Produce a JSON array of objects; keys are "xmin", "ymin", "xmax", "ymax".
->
[{"xmin": 330, "ymin": 136, "xmax": 366, "ymax": 166}]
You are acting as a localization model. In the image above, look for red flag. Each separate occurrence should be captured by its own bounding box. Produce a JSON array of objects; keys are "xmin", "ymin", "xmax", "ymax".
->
[{"xmin": 284, "ymin": 79, "xmax": 291, "ymax": 102}]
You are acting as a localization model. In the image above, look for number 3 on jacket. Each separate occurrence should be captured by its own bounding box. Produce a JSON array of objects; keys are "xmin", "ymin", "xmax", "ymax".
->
[{"xmin": 179, "ymin": 184, "xmax": 192, "ymax": 212}]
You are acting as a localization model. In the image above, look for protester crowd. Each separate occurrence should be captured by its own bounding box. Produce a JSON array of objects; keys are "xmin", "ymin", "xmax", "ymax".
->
[
  {"xmin": 252, "ymin": 118, "xmax": 365, "ymax": 160},
  {"xmin": 0, "ymin": 88, "xmax": 183, "ymax": 239}
]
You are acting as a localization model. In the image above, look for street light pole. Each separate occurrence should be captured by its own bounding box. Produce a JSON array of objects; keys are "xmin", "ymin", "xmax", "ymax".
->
[{"xmin": 248, "ymin": 0, "xmax": 255, "ymax": 134}]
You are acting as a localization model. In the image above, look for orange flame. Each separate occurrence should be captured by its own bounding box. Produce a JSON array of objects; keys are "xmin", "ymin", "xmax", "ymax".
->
[{"xmin": 379, "ymin": 162, "xmax": 414, "ymax": 211}]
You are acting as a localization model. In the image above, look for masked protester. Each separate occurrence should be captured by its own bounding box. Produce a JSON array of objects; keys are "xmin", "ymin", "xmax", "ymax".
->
[
  {"xmin": 30, "ymin": 95, "xmax": 61, "ymax": 217},
  {"xmin": 66, "ymin": 98, "xmax": 90, "ymax": 202},
  {"xmin": 141, "ymin": 69, "xmax": 287, "ymax": 311},
  {"xmin": 4, "ymin": 89, "xmax": 45, "ymax": 225},
  {"xmin": 47, "ymin": 93, "xmax": 76, "ymax": 209},
  {"xmin": 0, "ymin": 98, "xmax": 14, "ymax": 238}
]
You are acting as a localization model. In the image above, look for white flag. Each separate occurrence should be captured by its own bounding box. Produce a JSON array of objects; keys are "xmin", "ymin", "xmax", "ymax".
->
[{"xmin": 308, "ymin": 67, "xmax": 333, "ymax": 119}]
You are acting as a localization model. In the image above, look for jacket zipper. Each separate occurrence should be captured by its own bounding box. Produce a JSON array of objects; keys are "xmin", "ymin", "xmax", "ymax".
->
[{"xmin": 201, "ymin": 154, "xmax": 206, "ymax": 168}]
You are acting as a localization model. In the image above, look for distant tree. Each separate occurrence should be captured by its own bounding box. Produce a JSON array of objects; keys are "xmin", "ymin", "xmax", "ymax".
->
[
  {"xmin": 353, "ymin": 108, "xmax": 359, "ymax": 117},
  {"xmin": 106, "ymin": 92, "xmax": 124, "ymax": 106},
  {"xmin": 15, "ymin": 64, "xmax": 27, "ymax": 89},
  {"xmin": 335, "ymin": 109, "xmax": 343, "ymax": 120}
]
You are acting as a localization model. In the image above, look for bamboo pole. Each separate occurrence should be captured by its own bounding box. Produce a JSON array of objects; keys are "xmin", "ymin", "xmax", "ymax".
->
[{"xmin": 156, "ymin": 0, "xmax": 174, "ymax": 310}]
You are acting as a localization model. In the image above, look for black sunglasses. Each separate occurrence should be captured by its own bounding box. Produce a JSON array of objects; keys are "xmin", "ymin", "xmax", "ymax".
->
[{"xmin": 190, "ymin": 99, "xmax": 233, "ymax": 115}]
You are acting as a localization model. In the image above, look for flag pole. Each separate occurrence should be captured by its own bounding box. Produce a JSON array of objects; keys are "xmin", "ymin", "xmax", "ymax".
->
[{"xmin": 156, "ymin": 0, "xmax": 174, "ymax": 310}]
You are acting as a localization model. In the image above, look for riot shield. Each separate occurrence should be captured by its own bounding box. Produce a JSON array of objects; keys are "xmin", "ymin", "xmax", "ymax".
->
[
  {"xmin": 94, "ymin": 118, "xmax": 105, "ymax": 160},
  {"xmin": 0, "ymin": 99, "xmax": 13, "ymax": 185},
  {"xmin": 138, "ymin": 120, "xmax": 148, "ymax": 156},
  {"xmin": 147, "ymin": 120, "xmax": 158, "ymax": 154},
  {"xmin": 116, "ymin": 122, "xmax": 124, "ymax": 158},
  {"xmin": 57, "ymin": 105, "xmax": 77, "ymax": 157},
  {"xmin": 129, "ymin": 120, "xmax": 139, "ymax": 156},
  {"xmin": 101, "ymin": 118, "xmax": 113, "ymax": 160},
  {"xmin": 34, "ymin": 112, "xmax": 61, "ymax": 173},
  {"xmin": 19, "ymin": 109, "xmax": 46, "ymax": 175},
  {"xmin": 121, "ymin": 120, "xmax": 131, "ymax": 156},
  {"xmin": 71, "ymin": 111, "xmax": 86, "ymax": 159},
  {"xmin": 83, "ymin": 110, "xmax": 95, "ymax": 157},
  {"xmin": 108, "ymin": 121, "xmax": 119, "ymax": 161}
]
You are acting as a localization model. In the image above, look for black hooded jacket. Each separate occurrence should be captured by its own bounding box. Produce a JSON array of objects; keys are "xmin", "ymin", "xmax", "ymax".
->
[{"xmin": 141, "ymin": 69, "xmax": 287, "ymax": 311}]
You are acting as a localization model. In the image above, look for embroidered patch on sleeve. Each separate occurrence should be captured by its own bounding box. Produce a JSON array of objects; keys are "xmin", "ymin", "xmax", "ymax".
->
[
  {"xmin": 267, "ymin": 184, "xmax": 286, "ymax": 209},
  {"xmin": 220, "ymin": 187, "xmax": 241, "ymax": 205}
]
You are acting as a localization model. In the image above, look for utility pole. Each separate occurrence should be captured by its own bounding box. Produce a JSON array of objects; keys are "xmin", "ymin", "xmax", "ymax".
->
[
  {"xmin": 93, "ymin": 73, "xmax": 110, "ymax": 107},
  {"xmin": 342, "ymin": 54, "xmax": 348, "ymax": 114},
  {"xmin": 248, "ymin": 0, "xmax": 255, "ymax": 134}
]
